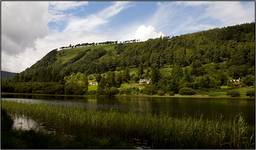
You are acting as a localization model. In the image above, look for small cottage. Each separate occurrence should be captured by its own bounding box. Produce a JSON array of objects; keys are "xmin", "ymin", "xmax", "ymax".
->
[
  {"xmin": 229, "ymin": 78, "xmax": 241, "ymax": 86},
  {"xmin": 139, "ymin": 79, "xmax": 151, "ymax": 84},
  {"xmin": 89, "ymin": 82, "xmax": 98, "ymax": 86}
]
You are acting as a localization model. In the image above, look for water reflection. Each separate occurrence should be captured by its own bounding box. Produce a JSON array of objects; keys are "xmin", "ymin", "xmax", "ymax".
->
[
  {"xmin": 2, "ymin": 95, "xmax": 255, "ymax": 125},
  {"xmin": 12, "ymin": 114, "xmax": 42, "ymax": 131}
]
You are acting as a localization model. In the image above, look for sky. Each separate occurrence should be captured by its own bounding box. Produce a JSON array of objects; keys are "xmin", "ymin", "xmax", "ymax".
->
[{"xmin": 1, "ymin": 1, "xmax": 255, "ymax": 73}]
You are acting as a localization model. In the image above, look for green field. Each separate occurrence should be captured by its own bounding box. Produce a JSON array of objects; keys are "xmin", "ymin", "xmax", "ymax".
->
[
  {"xmin": 88, "ymin": 85, "xmax": 98, "ymax": 91},
  {"xmin": 207, "ymin": 86, "xmax": 254, "ymax": 97},
  {"xmin": 56, "ymin": 44, "xmax": 115, "ymax": 65}
]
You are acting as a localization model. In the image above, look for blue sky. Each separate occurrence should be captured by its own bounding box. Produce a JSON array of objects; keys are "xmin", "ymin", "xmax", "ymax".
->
[
  {"xmin": 2, "ymin": 1, "xmax": 255, "ymax": 72},
  {"xmin": 47, "ymin": 1, "xmax": 254, "ymax": 37}
]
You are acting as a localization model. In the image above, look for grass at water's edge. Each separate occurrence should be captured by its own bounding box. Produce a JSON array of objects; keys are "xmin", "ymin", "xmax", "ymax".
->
[
  {"xmin": 1, "ymin": 92, "xmax": 254, "ymax": 99},
  {"xmin": 2, "ymin": 101, "xmax": 255, "ymax": 149}
]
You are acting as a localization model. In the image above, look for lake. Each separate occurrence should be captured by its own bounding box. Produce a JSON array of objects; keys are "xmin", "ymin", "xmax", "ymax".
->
[{"xmin": 2, "ymin": 94, "xmax": 255, "ymax": 125}]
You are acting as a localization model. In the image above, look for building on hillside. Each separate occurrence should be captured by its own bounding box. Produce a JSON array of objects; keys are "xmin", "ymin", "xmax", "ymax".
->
[
  {"xmin": 139, "ymin": 79, "xmax": 151, "ymax": 84},
  {"xmin": 229, "ymin": 78, "xmax": 241, "ymax": 87},
  {"xmin": 89, "ymin": 81, "xmax": 98, "ymax": 86}
]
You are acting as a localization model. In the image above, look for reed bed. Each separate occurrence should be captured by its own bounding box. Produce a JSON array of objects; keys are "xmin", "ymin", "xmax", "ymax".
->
[{"xmin": 2, "ymin": 101, "xmax": 255, "ymax": 148}]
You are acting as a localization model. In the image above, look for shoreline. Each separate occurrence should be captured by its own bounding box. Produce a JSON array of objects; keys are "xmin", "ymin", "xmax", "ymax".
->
[
  {"xmin": 116, "ymin": 94, "xmax": 254, "ymax": 99},
  {"xmin": 1, "ymin": 92, "xmax": 254, "ymax": 99}
]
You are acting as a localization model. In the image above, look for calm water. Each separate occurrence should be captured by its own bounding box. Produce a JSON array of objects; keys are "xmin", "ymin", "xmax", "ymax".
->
[{"xmin": 2, "ymin": 94, "xmax": 255, "ymax": 125}]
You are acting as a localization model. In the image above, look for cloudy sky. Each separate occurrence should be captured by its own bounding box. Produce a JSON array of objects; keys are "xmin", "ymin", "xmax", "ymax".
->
[{"xmin": 2, "ymin": 1, "xmax": 254, "ymax": 73}]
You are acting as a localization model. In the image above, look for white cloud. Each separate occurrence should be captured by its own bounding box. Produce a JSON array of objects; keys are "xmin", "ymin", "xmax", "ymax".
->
[
  {"xmin": 2, "ymin": 2, "xmax": 49, "ymax": 55},
  {"xmin": 148, "ymin": 1, "xmax": 254, "ymax": 36},
  {"xmin": 2, "ymin": 48, "xmax": 40, "ymax": 73},
  {"xmin": 204, "ymin": 2, "xmax": 254, "ymax": 26},
  {"xmin": 98, "ymin": 2, "xmax": 130, "ymax": 19},
  {"xmin": 148, "ymin": 2, "xmax": 176, "ymax": 32},
  {"xmin": 64, "ymin": 2, "xmax": 131, "ymax": 32},
  {"xmin": 175, "ymin": 1, "xmax": 210, "ymax": 6},
  {"xmin": 64, "ymin": 15, "xmax": 107, "ymax": 32},
  {"xmin": 49, "ymin": 1, "xmax": 88, "ymax": 11},
  {"xmin": 40, "ymin": 2, "xmax": 132, "ymax": 48},
  {"xmin": 175, "ymin": 1, "xmax": 254, "ymax": 26},
  {"xmin": 132, "ymin": 25, "xmax": 164, "ymax": 41},
  {"xmin": 48, "ymin": 1, "xmax": 89, "ymax": 23}
]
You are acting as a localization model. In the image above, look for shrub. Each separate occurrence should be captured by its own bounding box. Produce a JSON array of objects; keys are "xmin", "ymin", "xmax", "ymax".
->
[
  {"xmin": 87, "ymin": 90, "xmax": 97, "ymax": 95},
  {"xmin": 104, "ymin": 87, "xmax": 119, "ymax": 96},
  {"xmin": 109, "ymin": 87, "xmax": 119, "ymax": 95},
  {"xmin": 1, "ymin": 109, "xmax": 13, "ymax": 131},
  {"xmin": 142, "ymin": 85, "xmax": 157, "ymax": 95},
  {"xmin": 227, "ymin": 90, "xmax": 240, "ymax": 97},
  {"xmin": 131, "ymin": 75, "xmax": 139, "ymax": 82},
  {"xmin": 242, "ymin": 75, "xmax": 255, "ymax": 86},
  {"xmin": 88, "ymin": 75, "xmax": 94, "ymax": 80},
  {"xmin": 97, "ymin": 89, "xmax": 106, "ymax": 95},
  {"xmin": 119, "ymin": 88, "xmax": 131, "ymax": 95},
  {"xmin": 246, "ymin": 90, "xmax": 255, "ymax": 97},
  {"xmin": 130, "ymin": 87, "xmax": 140, "ymax": 95},
  {"xmin": 166, "ymin": 91, "xmax": 175, "ymax": 96},
  {"xmin": 179, "ymin": 87, "xmax": 196, "ymax": 95},
  {"xmin": 193, "ymin": 75, "xmax": 219, "ymax": 89},
  {"xmin": 157, "ymin": 90, "xmax": 165, "ymax": 96}
]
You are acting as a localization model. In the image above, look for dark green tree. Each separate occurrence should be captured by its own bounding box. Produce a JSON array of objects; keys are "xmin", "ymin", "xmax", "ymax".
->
[
  {"xmin": 95, "ymin": 74, "xmax": 102, "ymax": 83},
  {"xmin": 138, "ymin": 64, "xmax": 144, "ymax": 79},
  {"xmin": 167, "ymin": 65, "xmax": 183, "ymax": 92},
  {"xmin": 151, "ymin": 67, "xmax": 160, "ymax": 84},
  {"xmin": 122, "ymin": 67, "xmax": 130, "ymax": 82},
  {"xmin": 97, "ymin": 76, "xmax": 106, "ymax": 95},
  {"xmin": 63, "ymin": 72, "xmax": 88, "ymax": 95},
  {"xmin": 242, "ymin": 75, "xmax": 255, "ymax": 86},
  {"xmin": 115, "ymin": 72, "xmax": 123, "ymax": 88},
  {"xmin": 106, "ymin": 72, "xmax": 116, "ymax": 87}
]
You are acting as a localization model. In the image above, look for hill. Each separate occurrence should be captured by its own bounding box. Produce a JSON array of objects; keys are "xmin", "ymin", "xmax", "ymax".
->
[
  {"xmin": 3, "ymin": 23, "xmax": 255, "ymax": 96},
  {"xmin": 15, "ymin": 23, "xmax": 255, "ymax": 82},
  {"xmin": 1, "ymin": 71, "xmax": 17, "ymax": 80}
]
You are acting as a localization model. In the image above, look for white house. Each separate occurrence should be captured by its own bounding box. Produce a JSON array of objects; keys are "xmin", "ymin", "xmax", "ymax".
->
[
  {"xmin": 89, "ymin": 82, "xmax": 98, "ymax": 86},
  {"xmin": 139, "ymin": 79, "xmax": 151, "ymax": 84},
  {"xmin": 229, "ymin": 78, "xmax": 241, "ymax": 86}
]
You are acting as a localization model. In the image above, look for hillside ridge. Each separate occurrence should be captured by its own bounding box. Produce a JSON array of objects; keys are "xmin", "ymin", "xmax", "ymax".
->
[{"xmin": 12, "ymin": 23, "xmax": 255, "ymax": 83}]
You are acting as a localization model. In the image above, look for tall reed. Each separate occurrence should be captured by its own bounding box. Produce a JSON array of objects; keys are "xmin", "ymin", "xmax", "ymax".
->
[{"xmin": 2, "ymin": 101, "xmax": 255, "ymax": 148}]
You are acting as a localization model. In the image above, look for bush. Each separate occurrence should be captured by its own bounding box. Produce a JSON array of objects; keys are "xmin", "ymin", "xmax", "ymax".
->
[
  {"xmin": 87, "ymin": 90, "xmax": 97, "ymax": 95},
  {"xmin": 97, "ymin": 88, "xmax": 106, "ymax": 95},
  {"xmin": 242, "ymin": 75, "xmax": 255, "ymax": 86},
  {"xmin": 88, "ymin": 75, "xmax": 94, "ymax": 80},
  {"xmin": 157, "ymin": 90, "xmax": 165, "ymax": 96},
  {"xmin": 109, "ymin": 87, "xmax": 119, "ymax": 95},
  {"xmin": 119, "ymin": 88, "xmax": 137, "ymax": 95},
  {"xmin": 193, "ymin": 75, "xmax": 218, "ymax": 89},
  {"xmin": 246, "ymin": 90, "xmax": 255, "ymax": 97},
  {"xmin": 166, "ymin": 91, "xmax": 175, "ymax": 96},
  {"xmin": 2, "ymin": 82, "xmax": 65, "ymax": 94},
  {"xmin": 1, "ymin": 109, "xmax": 13, "ymax": 131},
  {"xmin": 131, "ymin": 75, "xmax": 139, "ymax": 82},
  {"xmin": 103, "ymin": 87, "xmax": 119, "ymax": 96},
  {"xmin": 142, "ymin": 85, "xmax": 157, "ymax": 95},
  {"xmin": 130, "ymin": 87, "xmax": 140, "ymax": 95},
  {"xmin": 227, "ymin": 90, "xmax": 240, "ymax": 97},
  {"xmin": 179, "ymin": 87, "xmax": 196, "ymax": 95},
  {"xmin": 118, "ymin": 88, "xmax": 130, "ymax": 95}
]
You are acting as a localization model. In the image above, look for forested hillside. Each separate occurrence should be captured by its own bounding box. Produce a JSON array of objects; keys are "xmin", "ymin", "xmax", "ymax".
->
[{"xmin": 3, "ymin": 23, "xmax": 255, "ymax": 96}]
